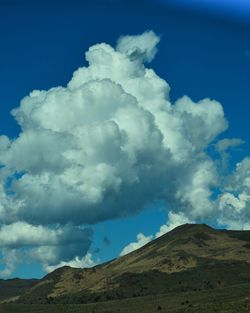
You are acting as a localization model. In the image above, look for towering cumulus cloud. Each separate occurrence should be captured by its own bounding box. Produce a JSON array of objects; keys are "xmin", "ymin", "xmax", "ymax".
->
[{"xmin": 0, "ymin": 30, "xmax": 248, "ymax": 276}]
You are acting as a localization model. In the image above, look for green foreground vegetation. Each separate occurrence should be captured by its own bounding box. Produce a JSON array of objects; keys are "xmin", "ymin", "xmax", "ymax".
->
[{"xmin": 1, "ymin": 282, "xmax": 250, "ymax": 313}]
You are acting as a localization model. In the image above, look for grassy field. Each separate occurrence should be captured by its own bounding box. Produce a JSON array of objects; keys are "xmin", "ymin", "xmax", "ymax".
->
[{"xmin": 1, "ymin": 283, "xmax": 250, "ymax": 313}]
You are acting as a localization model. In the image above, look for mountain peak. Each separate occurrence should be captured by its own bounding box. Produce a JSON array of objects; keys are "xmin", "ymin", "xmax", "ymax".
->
[
  {"xmin": 171, "ymin": 223, "xmax": 214, "ymax": 232},
  {"xmin": 158, "ymin": 223, "xmax": 216, "ymax": 241},
  {"xmin": 14, "ymin": 224, "xmax": 250, "ymax": 306}
]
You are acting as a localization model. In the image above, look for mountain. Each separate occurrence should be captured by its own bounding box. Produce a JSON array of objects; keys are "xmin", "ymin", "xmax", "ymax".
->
[
  {"xmin": 14, "ymin": 223, "xmax": 250, "ymax": 307},
  {"xmin": 0, "ymin": 278, "xmax": 37, "ymax": 303}
]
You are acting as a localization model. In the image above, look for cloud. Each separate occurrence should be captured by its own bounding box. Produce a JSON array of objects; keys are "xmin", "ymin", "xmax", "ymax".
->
[
  {"xmin": 116, "ymin": 30, "xmax": 160, "ymax": 62},
  {"xmin": 103, "ymin": 236, "xmax": 111, "ymax": 246},
  {"xmin": 120, "ymin": 211, "xmax": 193, "ymax": 255},
  {"xmin": 0, "ymin": 222, "xmax": 93, "ymax": 275},
  {"xmin": 44, "ymin": 253, "xmax": 97, "ymax": 273},
  {"xmin": 0, "ymin": 222, "xmax": 91, "ymax": 248},
  {"xmin": 0, "ymin": 30, "xmax": 227, "ymax": 228},
  {"xmin": 155, "ymin": 211, "xmax": 194, "ymax": 238},
  {"xmin": 93, "ymin": 248, "xmax": 100, "ymax": 254},
  {"xmin": 215, "ymin": 138, "xmax": 244, "ymax": 152},
  {"xmin": 217, "ymin": 157, "xmax": 250, "ymax": 229},
  {"xmin": 120, "ymin": 233, "xmax": 153, "ymax": 256},
  {"xmin": 0, "ymin": 30, "xmax": 248, "ymax": 276},
  {"xmin": 0, "ymin": 249, "xmax": 21, "ymax": 279},
  {"xmin": 215, "ymin": 138, "xmax": 245, "ymax": 169}
]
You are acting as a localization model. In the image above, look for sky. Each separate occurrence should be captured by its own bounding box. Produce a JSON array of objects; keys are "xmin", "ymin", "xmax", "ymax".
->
[{"xmin": 0, "ymin": 0, "xmax": 250, "ymax": 279}]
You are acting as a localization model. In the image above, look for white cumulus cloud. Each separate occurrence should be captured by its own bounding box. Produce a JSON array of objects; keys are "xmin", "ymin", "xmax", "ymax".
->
[
  {"xmin": 0, "ymin": 30, "xmax": 248, "ymax": 276},
  {"xmin": 218, "ymin": 157, "xmax": 250, "ymax": 229},
  {"xmin": 120, "ymin": 233, "xmax": 153, "ymax": 256},
  {"xmin": 44, "ymin": 253, "xmax": 97, "ymax": 273},
  {"xmin": 120, "ymin": 211, "xmax": 193, "ymax": 256},
  {"xmin": 0, "ymin": 222, "xmax": 92, "ymax": 275},
  {"xmin": 155, "ymin": 211, "xmax": 194, "ymax": 238}
]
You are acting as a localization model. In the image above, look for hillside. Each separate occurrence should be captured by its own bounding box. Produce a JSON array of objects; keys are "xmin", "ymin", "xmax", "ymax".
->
[
  {"xmin": 0, "ymin": 278, "xmax": 37, "ymax": 303},
  {"xmin": 13, "ymin": 223, "xmax": 250, "ymax": 306}
]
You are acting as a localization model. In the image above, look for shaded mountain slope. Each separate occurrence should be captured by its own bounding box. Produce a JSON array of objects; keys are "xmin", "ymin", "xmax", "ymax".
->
[
  {"xmin": 17, "ymin": 223, "xmax": 250, "ymax": 304},
  {"xmin": 0, "ymin": 278, "xmax": 37, "ymax": 303}
]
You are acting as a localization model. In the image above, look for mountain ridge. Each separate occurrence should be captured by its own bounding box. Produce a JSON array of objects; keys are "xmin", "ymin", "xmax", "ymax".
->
[
  {"xmin": 7, "ymin": 223, "xmax": 249, "ymax": 305},
  {"xmin": 2, "ymin": 222, "xmax": 250, "ymax": 313}
]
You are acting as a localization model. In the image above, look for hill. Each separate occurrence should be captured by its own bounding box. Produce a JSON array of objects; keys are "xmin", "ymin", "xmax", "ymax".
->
[
  {"xmin": 16, "ymin": 224, "xmax": 250, "ymax": 303},
  {"xmin": 0, "ymin": 278, "xmax": 37, "ymax": 303},
  {"xmin": 2, "ymin": 223, "xmax": 250, "ymax": 312}
]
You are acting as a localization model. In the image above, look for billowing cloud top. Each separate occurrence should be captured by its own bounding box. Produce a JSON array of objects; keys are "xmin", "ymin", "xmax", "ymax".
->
[{"xmin": 0, "ymin": 30, "xmax": 249, "ymax": 277}]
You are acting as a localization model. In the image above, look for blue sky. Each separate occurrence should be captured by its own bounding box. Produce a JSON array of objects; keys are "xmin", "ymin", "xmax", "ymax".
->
[
  {"xmin": 0, "ymin": 0, "xmax": 250, "ymax": 279},
  {"xmin": 159, "ymin": 0, "xmax": 250, "ymax": 21}
]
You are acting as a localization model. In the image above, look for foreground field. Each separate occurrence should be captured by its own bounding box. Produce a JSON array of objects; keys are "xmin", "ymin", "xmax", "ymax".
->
[{"xmin": 1, "ymin": 283, "xmax": 250, "ymax": 313}]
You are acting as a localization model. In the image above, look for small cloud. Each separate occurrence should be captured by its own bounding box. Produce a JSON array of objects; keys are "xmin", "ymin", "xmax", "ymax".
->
[
  {"xmin": 44, "ymin": 253, "xmax": 97, "ymax": 273},
  {"xmin": 103, "ymin": 236, "xmax": 111, "ymax": 246},
  {"xmin": 155, "ymin": 212, "xmax": 193, "ymax": 238},
  {"xmin": 116, "ymin": 30, "xmax": 160, "ymax": 62},
  {"xmin": 93, "ymin": 248, "xmax": 100, "ymax": 254},
  {"xmin": 120, "ymin": 233, "xmax": 153, "ymax": 256},
  {"xmin": 0, "ymin": 249, "xmax": 21, "ymax": 279},
  {"xmin": 119, "ymin": 211, "xmax": 193, "ymax": 257},
  {"xmin": 217, "ymin": 157, "xmax": 250, "ymax": 230},
  {"xmin": 215, "ymin": 138, "xmax": 245, "ymax": 170},
  {"xmin": 215, "ymin": 138, "xmax": 244, "ymax": 152}
]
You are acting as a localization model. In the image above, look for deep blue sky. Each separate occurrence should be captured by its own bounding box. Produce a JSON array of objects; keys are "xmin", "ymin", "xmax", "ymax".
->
[
  {"xmin": 1, "ymin": 0, "xmax": 250, "ymax": 278},
  {"xmin": 1, "ymin": 0, "xmax": 250, "ymax": 148}
]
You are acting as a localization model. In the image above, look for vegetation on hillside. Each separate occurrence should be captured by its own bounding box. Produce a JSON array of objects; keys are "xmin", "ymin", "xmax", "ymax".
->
[{"xmin": 2, "ymin": 224, "xmax": 250, "ymax": 312}]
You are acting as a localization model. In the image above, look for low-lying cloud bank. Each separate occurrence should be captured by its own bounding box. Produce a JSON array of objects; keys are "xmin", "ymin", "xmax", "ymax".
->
[{"xmin": 0, "ymin": 30, "xmax": 249, "ymax": 276}]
